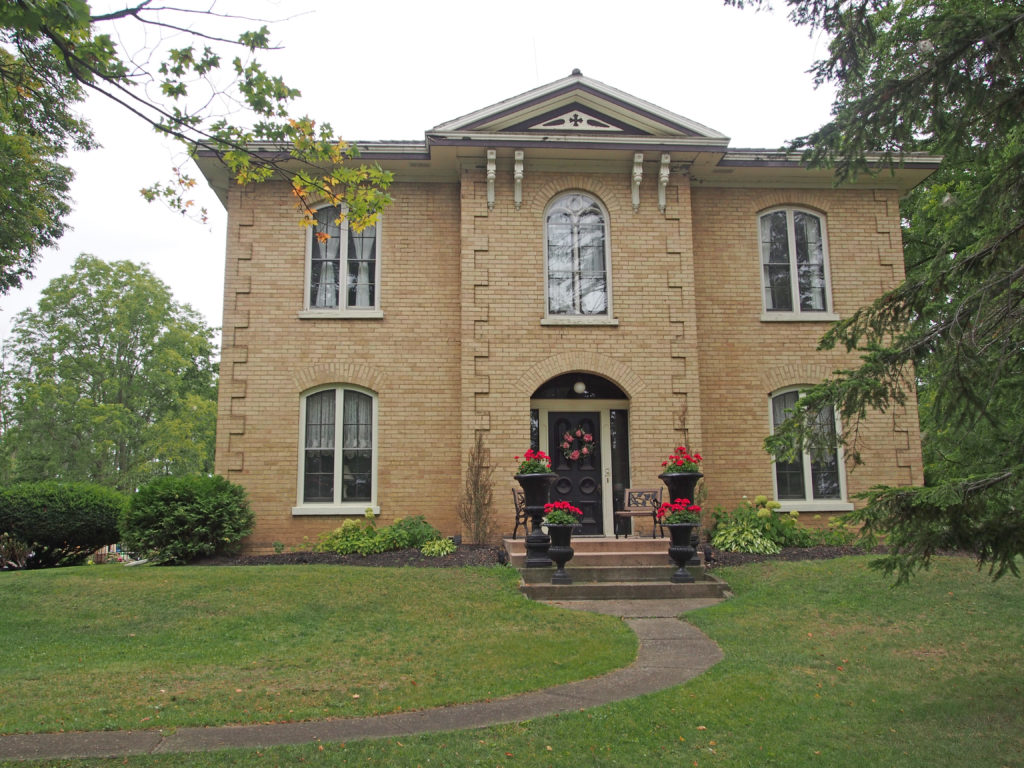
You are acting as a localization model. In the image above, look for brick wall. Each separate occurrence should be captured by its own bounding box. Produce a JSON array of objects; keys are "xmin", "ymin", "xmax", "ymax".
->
[{"xmin": 216, "ymin": 169, "xmax": 924, "ymax": 550}]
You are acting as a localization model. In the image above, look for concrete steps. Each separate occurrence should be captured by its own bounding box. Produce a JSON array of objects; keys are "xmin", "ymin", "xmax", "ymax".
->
[{"xmin": 503, "ymin": 537, "xmax": 730, "ymax": 601}]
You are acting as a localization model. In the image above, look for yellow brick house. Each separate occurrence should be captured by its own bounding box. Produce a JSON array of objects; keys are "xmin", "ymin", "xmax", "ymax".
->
[{"xmin": 197, "ymin": 71, "xmax": 935, "ymax": 551}]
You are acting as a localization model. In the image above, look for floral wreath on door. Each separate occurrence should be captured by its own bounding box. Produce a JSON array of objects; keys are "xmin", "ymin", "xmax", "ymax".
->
[{"xmin": 560, "ymin": 424, "xmax": 595, "ymax": 462}]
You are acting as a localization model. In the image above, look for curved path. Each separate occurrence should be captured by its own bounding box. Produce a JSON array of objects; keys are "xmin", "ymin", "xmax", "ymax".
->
[{"xmin": 0, "ymin": 598, "xmax": 724, "ymax": 761}]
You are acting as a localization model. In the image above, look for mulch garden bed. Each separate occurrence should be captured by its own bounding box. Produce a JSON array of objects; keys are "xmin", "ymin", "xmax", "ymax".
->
[{"xmin": 193, "ymin": 544, "xmax": 903, "ymax": 568}]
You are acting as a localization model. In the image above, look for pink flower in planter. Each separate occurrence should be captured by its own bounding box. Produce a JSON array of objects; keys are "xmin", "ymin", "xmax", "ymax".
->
[
  {"xmin": 570, "ymin": 450, "xmax": 580, "ymax": 460},
  {"xmin": 583, "ymin": 433, "xmax": 594, "ymax": 442}
]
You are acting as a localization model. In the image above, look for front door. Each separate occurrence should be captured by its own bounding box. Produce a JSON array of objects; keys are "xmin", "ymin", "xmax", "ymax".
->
[{"xmin": 549, "ymin": 412, "xmax": 602, "ymax": 535}]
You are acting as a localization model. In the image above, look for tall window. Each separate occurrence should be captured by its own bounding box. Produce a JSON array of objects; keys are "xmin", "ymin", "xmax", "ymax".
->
[
  {"xmin": 771, "ymin": 389, "xmax": 841, "ymax": 501},
  {"xmin": 760, "ymin": 208, "xmax": 831, "ymax": 315},
  {"xmin": 299, "ymin": 386, "xmax": 376, "ymax": 511},
  {"xmin": 546, "ymin": 193, "xmax": 610, "ymax": 316},
  {"xmin": 307, "ymin": 205, "xmax": 380, "ymax": 311}
]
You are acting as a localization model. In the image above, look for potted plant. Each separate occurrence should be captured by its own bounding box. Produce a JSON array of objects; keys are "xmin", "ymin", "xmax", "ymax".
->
[
  {"xmin": 656, "ymin": 497, "xmax": 702, "ymax": 583},
  {"xmin": 543, "ymin": 500, "xmax": 583, "ymax": 584},
  {"xmin": 514, "ymin": 449, "xmax": 559, "ymax": 567},
  {"xmin": 658, "ymin": 445, "xmax": 704, "ymax": 503}
]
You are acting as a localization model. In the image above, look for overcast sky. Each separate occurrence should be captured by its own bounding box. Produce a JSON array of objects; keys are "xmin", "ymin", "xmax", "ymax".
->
[{"xmin": 0, "ymin": 0, "xmax": 835, "ymax": 345}]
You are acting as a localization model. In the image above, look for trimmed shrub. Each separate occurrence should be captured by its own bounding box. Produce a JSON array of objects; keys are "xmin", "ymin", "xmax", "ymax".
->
[
  {"xmin": 122, "ymin": 475, "xmax": 253, "ymax": 564},
  {"xmin": 0, "ymin": 482, "xmax": 126, "ymax": 568}
]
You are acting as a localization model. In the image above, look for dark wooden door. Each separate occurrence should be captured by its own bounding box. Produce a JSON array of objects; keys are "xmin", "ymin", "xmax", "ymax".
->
[{"xmin": 549, "ymin": 412, "xmax": 602, "ymax": 535}]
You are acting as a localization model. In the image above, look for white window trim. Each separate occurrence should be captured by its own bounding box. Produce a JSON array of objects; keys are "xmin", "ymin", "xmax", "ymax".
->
[
  {"xmin": 758, "ymin": 207, "xmax": 836, "ymax": 321},
  {"xmin": 768, "ymin": 387, "xmax": 853, "ymax": 512},
  {"xmin": 543, "ymin": 191, "xmax": 616, "ymax": 323},
  {"xmin": 301, "ymin": 204, "xmax": 383, "ymax": 318},
  {"xmin": 292, "ymin": 384, "xmax": 380, "ymax": 516}
]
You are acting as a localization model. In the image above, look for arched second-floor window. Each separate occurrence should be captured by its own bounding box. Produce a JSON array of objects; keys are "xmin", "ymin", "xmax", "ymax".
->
[
  {"xmin": 545, "ymin": 192, "xmax": 610, "ymax": 316},
  {"xmin": 759, "ymin": 207, "xmax": 832, "ymax": 317}
]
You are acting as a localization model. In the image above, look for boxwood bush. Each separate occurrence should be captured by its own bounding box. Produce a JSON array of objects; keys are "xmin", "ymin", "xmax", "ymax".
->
[
  {"xmin": 122, "ymin": 475, "xmax": 253, "ymax": 564},
  {"xmin": 0, "ymin": 482, "xmax": 126, "ymax": 568}
]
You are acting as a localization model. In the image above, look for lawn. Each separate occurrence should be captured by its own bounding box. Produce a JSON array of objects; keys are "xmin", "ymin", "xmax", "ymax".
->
[
  {"xmin": 0, "ymin": 564, "xmax": 635, "ymax": 735},
  {"xmin": 6, "ymin": 555, "xmax": 1020, "ymax": 768}
]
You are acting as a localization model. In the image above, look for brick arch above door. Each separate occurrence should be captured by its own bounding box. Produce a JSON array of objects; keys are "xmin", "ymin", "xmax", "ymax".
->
[{"xmin": 513, "ymin": 351, "xmax": 646, "ymax": 398}]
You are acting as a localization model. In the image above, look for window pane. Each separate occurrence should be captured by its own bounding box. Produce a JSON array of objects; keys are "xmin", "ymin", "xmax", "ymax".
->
[
  {"xmin": 776, "ymin": 460, "xmax": 806, "ymax": 499},
  {"xmin": 311, "ymin": 207, "xmax": 342, "ymax": 308},
  {"xmin": 342, "ymin": 449, "xmax": 372, "ymax": 501},
  {"xmin": 342, "ymin": 391, "xmax": 372, "ymax": 501},
  {"xmin": 547, "ymin": 193, "xmax": 607, "ymax": 316},
  {"xmin": 304, "ymin": 390, "xmax": 336, "ymax": 503},
  {"xmin": 347, "ymin": 223, "xmax": 377, "ymax": 308},
  {"xmin": 548, "ymin": 276, "xmax": 573, "ymax": 314},
  {"xmin": 764, "ymin": 264, "xmax": 793, "ymax": 311},
  {"xmin": 761, "ymin": 212, "xmax": 792, "ymax": 310},
  {"xmin": 811, "ymin": 406, "xmax": 841, "ymax": 498},
  {"xmin": 579, "ymin": 277, "xmax": 608, "ymax": 314},
  {"xmin": 772, "ymin": 391, "xmax": 806, "ymax": 500},
  {"xmin": 303, "ymin": 450, "xmax": 335, "ymax": 502},
  {"xmin": 305, "ymin": 390, "xmax": 336, "ymax": 449},
  {"xmin": 794, "ymin": 212, "xmax": 827, "ymax": 311}
]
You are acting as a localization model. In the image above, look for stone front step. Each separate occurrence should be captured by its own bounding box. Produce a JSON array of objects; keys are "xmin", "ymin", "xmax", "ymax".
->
[
  {"xmin": 503, "ymin": 536, "xmax": 677, "ymax": 568},
  {"xmin": 520, "ymin": 575, "xmax": 730, "ymax": 601},
  {"xmin": 503, "ymin": 537, "xmax": 729, "ymax": 601},
  {"xmin": 518, "ymin": 564, "xmax": 708, "ymax": 583}
]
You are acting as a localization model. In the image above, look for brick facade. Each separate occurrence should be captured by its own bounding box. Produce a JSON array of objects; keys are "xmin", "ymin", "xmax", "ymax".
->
[{"xmin": 204, "ymin": 75, "xmax": 928, "ymax": 551}]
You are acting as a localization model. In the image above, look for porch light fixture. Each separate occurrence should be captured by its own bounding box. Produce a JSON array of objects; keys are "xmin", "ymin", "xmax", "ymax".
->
[{"xmin": 573, "ymin": 381, "xmax": 587, "ymax": 395}]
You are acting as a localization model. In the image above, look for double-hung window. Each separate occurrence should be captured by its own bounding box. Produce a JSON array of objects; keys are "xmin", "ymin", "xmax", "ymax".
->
[
  {"xmin": 770, "ymin": 389, "xmax": 849, "ymax": 508},
  {"xmin": 294, "ymin": 386, "xmax": 377, "ymax": 515},
  {"xmin": 759, "ymin": 208, "xmax": 835, "ymax": 320},
  {"xmin": 304, "ymin": 205, "xmax": 381, "ymax": 317},
  {"xmin": 545, "ymin": 193, "xmax": 612, "ymax": 320}
]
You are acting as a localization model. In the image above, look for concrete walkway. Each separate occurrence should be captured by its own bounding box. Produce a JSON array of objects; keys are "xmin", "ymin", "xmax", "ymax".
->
[{"xmin": 0, "ymin": 598, "xmax": 724, "ymax": 761}]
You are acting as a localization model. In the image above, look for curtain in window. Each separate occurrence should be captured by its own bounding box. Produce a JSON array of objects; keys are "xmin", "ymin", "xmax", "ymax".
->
[
  {"xmin": 347, "ymin": 223, "xmax": 377, "ymax": 308},
  {"xmin": 547, "ymin": 193, "xmax": 607, "ymax": 315},
  {"xmin": 342, "ymin": 390, "xmax": 372, "ymax": 501},
  {"xmin": 303, "ymin": 390, "xmax": 336, "ymax": 502},
  {"xmin": 311, "ymin": 207, "xmax": 342, "ymax": 308}
]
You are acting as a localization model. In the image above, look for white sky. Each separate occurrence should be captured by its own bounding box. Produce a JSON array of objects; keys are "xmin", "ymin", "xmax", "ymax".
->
[{"xmin": 0, "ymin": 0, "xmax": 834, "ymax": 346}]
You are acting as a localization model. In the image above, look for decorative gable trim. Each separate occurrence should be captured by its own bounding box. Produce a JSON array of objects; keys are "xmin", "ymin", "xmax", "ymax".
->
[
  {"xmin": 503, "ymin": 102, "xmax": 641, "ymax": 134},
  {"xmin": 431, "ymin": 71, "xmax": 728, "ymax": 143}
]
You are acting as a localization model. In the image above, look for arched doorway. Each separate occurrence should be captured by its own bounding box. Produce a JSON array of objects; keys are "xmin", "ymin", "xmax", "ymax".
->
[{"xmin": 530, "ymin": 373, "xmax": 630, "ymax": 535}]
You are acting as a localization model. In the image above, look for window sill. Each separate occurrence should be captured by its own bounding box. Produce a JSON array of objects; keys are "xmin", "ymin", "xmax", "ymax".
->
[
  {"xmin": 761, "ymin": 311, "xmax": 839, "ymax": 323},
  {"xmin": 298, "ymin": 309, "xmax": 384, "ymax": 320},
  {"xmin": 292, "ymin": 504, "xmax": 380, "ymax": 516},
  {"xmin": 541, "ymin": 316, "xmax": 619, "ymax": 327},
  {"xmin": 774, "ymin": 500, "xmax": 854, "ymax": 513}
]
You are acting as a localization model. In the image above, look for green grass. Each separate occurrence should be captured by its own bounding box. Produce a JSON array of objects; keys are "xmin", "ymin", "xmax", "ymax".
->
[
  {"xmin": 0, "ymin": 564, "xmax": 635, "ymax": 735},
  {"xmin": 10, "ymin": 556, "xmax": 1020, "ymax": 768}
]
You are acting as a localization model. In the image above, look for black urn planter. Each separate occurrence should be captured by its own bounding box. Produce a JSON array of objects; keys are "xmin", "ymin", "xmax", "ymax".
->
[
  {"xmin": 658, "ymin": 471, "xmax": 703, "ymax": 503},
  {"xmin": 514, "ymin": 473, "xmax": 559, "ymax": 568},
  {"xmin": 666, "ymin": 523, "xmax": 698, "ymax": 583},
  {"xmin": 546, "ymin": 524, "xmax": 575, "ymax": 584},
  {"xmin": 659, "ymin": 471, "xmax": 703, "ymax": 564}
]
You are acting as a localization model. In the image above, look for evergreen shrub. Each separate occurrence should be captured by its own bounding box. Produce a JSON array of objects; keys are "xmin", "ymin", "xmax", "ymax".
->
[
  {"xmin": 0, "ymin": 482, "xmax": 125, "ymax": 568},
  {"xmin": 122, "ymin": 475, "xmax": 252, "ymax": 564}
]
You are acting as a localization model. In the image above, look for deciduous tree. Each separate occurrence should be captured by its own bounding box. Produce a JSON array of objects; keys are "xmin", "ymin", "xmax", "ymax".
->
[
  {"xmin": 0, "ymin": 1, "xmax": 391, "ymax": 293},
  {"xmin": 0, "ymin": 254, "xmax": 218, "ymax": 491},
  {"xmin": 728, "ymin": 0, "xmax": 1024, "ymax": 579}
]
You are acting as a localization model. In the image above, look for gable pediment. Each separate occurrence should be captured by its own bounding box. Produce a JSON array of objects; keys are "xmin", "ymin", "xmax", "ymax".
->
[{"xmin": 429, "ymin": 71, "xmax": 729, "ymax": 145}]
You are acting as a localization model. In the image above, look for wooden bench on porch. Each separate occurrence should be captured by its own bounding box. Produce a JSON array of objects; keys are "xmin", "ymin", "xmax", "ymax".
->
[{"xmin": 613, "ymin": 487, "xmax": 664, "ymax": 539}]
